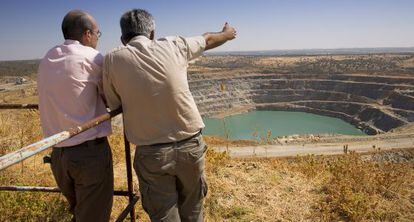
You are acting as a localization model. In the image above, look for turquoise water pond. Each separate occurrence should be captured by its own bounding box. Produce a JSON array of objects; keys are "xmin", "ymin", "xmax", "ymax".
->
[{"xmin": 202, "ymin": 111, "xmax": 365, "ymax": 140}]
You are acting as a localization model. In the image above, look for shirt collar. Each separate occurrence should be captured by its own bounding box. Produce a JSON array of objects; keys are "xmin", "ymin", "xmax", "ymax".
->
[
  {"xmin": 63, "ymin": 39, "xmax": 81, "ymax": 45},
  {"xmin": 129, "ymin": 35, "xmax": 151, "ymax": 43}
]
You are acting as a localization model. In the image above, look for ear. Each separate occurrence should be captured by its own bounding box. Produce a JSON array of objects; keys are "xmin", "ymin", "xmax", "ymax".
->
[
  {"xmin": 85, "ymin": 29, "xmax": 92, "ymax": 39},
  {"xmin": 80, "ymin": 30, "xmax": 91, "ymax": 46},
  {"xmin": 150, "ymin": 30, "xmax": 155, "ymax": 40},
  {"xmin": 79, "ymin": 30, "xmax": 90, "ymax": 45}
]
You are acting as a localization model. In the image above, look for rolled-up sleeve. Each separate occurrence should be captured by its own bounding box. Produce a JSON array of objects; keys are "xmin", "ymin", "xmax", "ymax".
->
[
  {"xmin": 177, "ymin": 36, "xmax": 206, "ymax": 62},
  {"xmin": 103, "ymin": 54, "xmax": 122, "ymax": 110}
]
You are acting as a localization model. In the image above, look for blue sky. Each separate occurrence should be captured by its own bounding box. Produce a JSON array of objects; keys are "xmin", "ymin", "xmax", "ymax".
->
[{"xmin": 0, "ymin": 0, "xmax": 413, "ymax": 60}]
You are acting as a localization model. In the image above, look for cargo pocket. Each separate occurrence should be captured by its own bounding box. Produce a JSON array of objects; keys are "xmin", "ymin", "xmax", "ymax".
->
[
  {"xmin": 188, "ymin": 137, "xmax": 207, "ymax": 162},
  {"xmin": 136, "ymin": 150, "xmax": 167, "ymax": 175}
]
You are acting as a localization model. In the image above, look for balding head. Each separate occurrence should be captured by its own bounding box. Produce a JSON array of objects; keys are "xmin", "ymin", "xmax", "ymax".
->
[
  {"xmin": 62, "ymin": 10, "xmax": 95, "ymax": 41},
  {"xmin": 61, "ymin": 10, "xmax": 100, "ymax": 48}
]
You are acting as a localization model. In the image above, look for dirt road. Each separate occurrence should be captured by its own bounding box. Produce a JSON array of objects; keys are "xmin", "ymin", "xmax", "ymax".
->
[{"xmin": 214, "ymin": 133, "xmax": 414, "ymax": 157}]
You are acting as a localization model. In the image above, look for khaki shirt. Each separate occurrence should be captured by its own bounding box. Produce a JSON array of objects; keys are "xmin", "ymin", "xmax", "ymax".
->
[{"xmin": 103, "ymin": 35, "xmax": 206, "ymax": 145}]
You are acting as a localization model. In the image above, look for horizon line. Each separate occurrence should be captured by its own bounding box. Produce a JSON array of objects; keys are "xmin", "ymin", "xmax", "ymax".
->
[
  {"xmin": 210, "ymin": 46, "xmax": 414, "ymax": 53},
  {"xmin": 2, "ymin": 46, "xmax": 414, "ymax": 62}
]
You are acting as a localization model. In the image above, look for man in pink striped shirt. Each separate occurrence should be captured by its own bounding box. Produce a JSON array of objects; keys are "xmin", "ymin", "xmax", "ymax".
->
[{"xmin": 37, "ymin": 10, "xmax": 113, "ymax": 222}]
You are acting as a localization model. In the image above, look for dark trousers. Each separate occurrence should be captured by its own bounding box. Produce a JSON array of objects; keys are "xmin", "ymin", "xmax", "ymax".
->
[
  {"xmin": 51, "ymin": 137, "xmax": 114, "ymax": 222},
  {"xmin": 134, "ymin": 134, "xmax": 208, "ymax": 222}
]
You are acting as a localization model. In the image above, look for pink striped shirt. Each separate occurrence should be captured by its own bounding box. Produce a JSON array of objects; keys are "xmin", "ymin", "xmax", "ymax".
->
[{"xmin": 38, "ymin": 40, "xmax": 111, "ymax": 147}]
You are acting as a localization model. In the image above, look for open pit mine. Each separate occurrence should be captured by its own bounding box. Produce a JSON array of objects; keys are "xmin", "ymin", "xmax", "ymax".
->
[{"xmin": 188, "ymin": 65, "xmax": 414, "ymax": 136}]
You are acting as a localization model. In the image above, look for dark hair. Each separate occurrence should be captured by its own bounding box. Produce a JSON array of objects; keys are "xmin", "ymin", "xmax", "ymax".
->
[
  {"xmin": 61, "ymin": 10, "xmax": 94, "ymax": 41},
  {"xmin": 120, "ymin": 9, "xmax": 155, "ymax": 42}
]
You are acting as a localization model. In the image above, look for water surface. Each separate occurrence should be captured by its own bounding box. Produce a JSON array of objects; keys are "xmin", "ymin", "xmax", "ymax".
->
[{"xmin": 203, "ymin": 111, "xmax": 365, "ymax": 140}]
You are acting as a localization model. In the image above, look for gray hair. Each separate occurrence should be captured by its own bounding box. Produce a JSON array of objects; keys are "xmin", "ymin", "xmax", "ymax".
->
[{"xmin": 120, "ymin": 9, "xmax": 155, "ymax": 42}]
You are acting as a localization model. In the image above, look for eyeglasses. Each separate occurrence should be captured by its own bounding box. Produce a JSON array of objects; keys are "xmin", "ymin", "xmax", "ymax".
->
[
  {"xmin": 90, "ymin": 30, "xmax": 102, "ymax": 38},
  {"xmin": 95, "ymin": 30, "xmax": 102, "ymax": 38}
]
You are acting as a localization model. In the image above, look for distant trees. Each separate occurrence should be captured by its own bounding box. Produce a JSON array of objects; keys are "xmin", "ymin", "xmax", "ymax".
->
[{"xmin": 0, "ymin": 60, "xmax": 40, "ymax": 77}]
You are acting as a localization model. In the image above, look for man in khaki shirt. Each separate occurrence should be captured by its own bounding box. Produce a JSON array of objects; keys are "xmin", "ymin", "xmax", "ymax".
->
[{"xmin": 103, "ymin": 9, "xmax": 236, "ymax": 221}]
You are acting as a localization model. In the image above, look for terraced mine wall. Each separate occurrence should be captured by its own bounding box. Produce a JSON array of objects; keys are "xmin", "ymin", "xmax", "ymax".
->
[{"xmin": 188, "ymin": 73, "xmax": 414, "ymax": 135}]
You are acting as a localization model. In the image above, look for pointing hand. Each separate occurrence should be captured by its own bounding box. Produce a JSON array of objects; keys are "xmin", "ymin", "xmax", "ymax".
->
[{"xmin": 222, "ymin": 22, "xmax": 237, "ymax": 40}]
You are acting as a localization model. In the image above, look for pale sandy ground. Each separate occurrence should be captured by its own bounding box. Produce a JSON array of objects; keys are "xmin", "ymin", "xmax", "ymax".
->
[{"xmin": 215, "ymin": 132, "xmax": 414, "ymax": 157}]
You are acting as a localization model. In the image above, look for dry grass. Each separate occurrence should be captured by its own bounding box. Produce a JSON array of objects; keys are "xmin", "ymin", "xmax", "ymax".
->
[
  {"xmin": 204, "ymin": 150, "xmax": 414, "ymax": 221},
  {"xmin": 204, "ymin": 151, "xmax": 319, "ymax": 221},
  {"xmin": 292, "ymin": 152, "xmax": 414, "ymax": 221},
  {"xmin": 0, "ymin": 111, "xmax": 413, "ymax": 221},
  {"xmin": 0, "ymin": 110, "xmax": 70, "ymax": 221}
]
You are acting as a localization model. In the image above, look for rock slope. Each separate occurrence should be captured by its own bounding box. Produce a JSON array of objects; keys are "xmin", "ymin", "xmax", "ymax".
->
[{"xmin": 189, "ymin": 73, "xmax": 414, "ymax": 135}]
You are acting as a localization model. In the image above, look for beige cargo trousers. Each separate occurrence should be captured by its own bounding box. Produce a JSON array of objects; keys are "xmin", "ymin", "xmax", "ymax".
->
[{"xmin": 134, "ymin": 134, "xmax": 208, "ymax": 222}]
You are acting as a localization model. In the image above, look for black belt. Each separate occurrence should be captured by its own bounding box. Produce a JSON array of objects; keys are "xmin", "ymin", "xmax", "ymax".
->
[
  {"xmin": 57, "ymin": 137, "xmax": 107, "ymax": 150},
  {"xmin": 150, "ymin": 131, "xmax": 202, "ymax": 147}
]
